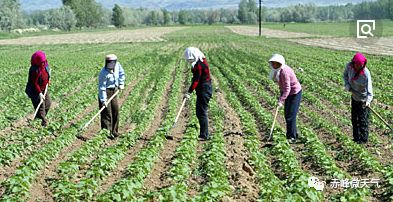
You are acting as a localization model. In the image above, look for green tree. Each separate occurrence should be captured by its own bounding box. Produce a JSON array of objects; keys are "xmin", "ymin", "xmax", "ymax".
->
[
  {"xmin": 0, "ymin": 0, "xmax": 23, "ymax": 31},
  {"xmin": 147, "ymin": 11, "xmax": 158, "ymax": 25},
  {"xmin": 162, "ymin": 9, "xmax": 171, "ymax": 25},
  {"xmin": 112, "ymin": 4, "xmax": 125, "ymax": 27},
  {"xmin": 208, "ymin": 10, "xmax": 220, "ymax": 25},
  {"xmin": 378, "ymin": 0, "xmax": 393, "ymax": 19},
  {"xmin": 48, "ymin": 6, "xmax": 76, "ymax": 31},
  {"xmin": 239, "ymin": 0, "xmax": 258, "ymax": 24},
  {"xmin": 178, "ymin": 10, "xmax": 187, "ymax": 25},
  {"xmin": 62, "ymin": 0, "xmax": 104, "ymax": 28},
  {"xmin": 238, "ymin": 0, "xmax": 248, "ymax": 23},
  {"xmin": 247, "ymin": 0, "xmax": 257, "ymax": 13}
]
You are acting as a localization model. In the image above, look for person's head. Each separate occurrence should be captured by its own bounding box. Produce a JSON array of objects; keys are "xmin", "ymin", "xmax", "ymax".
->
[
  {"xmin": 105, "ymin": 54, "xmax": 117, "ymax": 70},
  {"xmin": 268, "ymin": 54, "xmax": 285, "ymax": 69},
  {"xmin": 352, "ymin": 52, "xmax": 367, "ymax": 71},
  {"xmin": 31, "ymin": 50, "xmax": 48, "ymax": 68},
  {"xmin": 184, "ymin": 47, "xmax": 205, "ymax": 65}
]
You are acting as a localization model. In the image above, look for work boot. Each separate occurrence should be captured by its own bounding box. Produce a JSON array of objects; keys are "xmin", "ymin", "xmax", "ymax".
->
[
  {"xmin": 112, "ymin": 132, "xmax": 120, "ymax": 138},
  {"xmin": 289, "ymin": 138, "xmax": 297, "ymax": 144},
  {"xmin": 108, "ymin": 132, "xmax": 119, "ymax": 140},
  {"xmin": 41, "ymin": 119, "xmax": 48, "ymax": 127},
  {"xmin": 199, "ymin": 135, "xmax": 209, "ymax": 141}
]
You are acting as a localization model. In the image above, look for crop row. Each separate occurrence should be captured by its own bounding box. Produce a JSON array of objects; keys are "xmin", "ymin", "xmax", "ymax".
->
[
  {"xmin": 97, "ymin": 58, "xmax": 185, "ymax": 201},
  {"xmin": 51, "ymin": 53, "xmax": 176, "ymax": 201}
]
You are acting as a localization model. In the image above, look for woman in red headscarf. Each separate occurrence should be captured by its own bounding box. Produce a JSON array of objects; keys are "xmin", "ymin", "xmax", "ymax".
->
[
  {"xmin": 25, "ymin": 50, "xmax": 51, "ymax": 127},
  {"xmin": 343, "ymin": 52, "xmax": 373, "ymax": 144}
]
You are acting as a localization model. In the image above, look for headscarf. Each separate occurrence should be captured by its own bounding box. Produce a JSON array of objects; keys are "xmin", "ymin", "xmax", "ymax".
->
[
  {"xmin": 268, "ymin": 54, "xmax": 286, "ymax": 82},
  {"xmin": 105, "ymin": 54, "xmax": 118, "ymax": 71},
  {"xmin": 184, "ymin": 47, "xmax": 205, "ymax": 67},
  {"xmin": 31, "ymin": 50, "xmax": 48, "ymax": 69},
  {"xmin": 351, "ymin": 52, "xmax": 367, "ymax": 81}
]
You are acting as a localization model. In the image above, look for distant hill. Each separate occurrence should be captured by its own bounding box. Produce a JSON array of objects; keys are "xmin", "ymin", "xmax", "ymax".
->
[{"xmin": 20, "ymin": 0, "xmax": 376, "ymax": 11}]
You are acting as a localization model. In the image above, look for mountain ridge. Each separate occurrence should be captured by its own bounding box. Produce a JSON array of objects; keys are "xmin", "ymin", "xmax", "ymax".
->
[{"xmin": 20, "ymin": 0, "xmax": 375, "ymax": 11}]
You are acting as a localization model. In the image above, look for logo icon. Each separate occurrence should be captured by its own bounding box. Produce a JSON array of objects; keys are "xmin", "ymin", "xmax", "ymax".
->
[
  {"xmin": 308, "ymin": 176, "xmax": 325, "ymax": 191},
  {"xmin": 357, "ymin": 20, "xmax": 376, "ymax": 38}
]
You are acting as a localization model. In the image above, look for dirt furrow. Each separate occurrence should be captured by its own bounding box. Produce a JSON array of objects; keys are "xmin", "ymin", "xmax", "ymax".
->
[
  {"xmin": 213, "ymin": 76, "xmax": 259, "ymax": 201},
  {"xmin": 142, "ymin": 65, "xmax": 189, "ymax": 193}
]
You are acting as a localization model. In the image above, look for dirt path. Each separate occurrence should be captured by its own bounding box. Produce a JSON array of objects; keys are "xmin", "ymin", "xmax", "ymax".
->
[
  {"xmin": 227, "ymin": 25, "xmax": 393, "ymax": 56},
  {"xmin": 0, "ymin": 27, "xmax": 185, "ymax": 45},
  {"xmin": 288, "ymin": 37, "xmax": 393, "ymax": 56},
  {"xmin": 226, "ymin": 25, "xmax": 320, "ymax": 38},
  {"xmin": 27, "ymin": 77, "xmax": 140, "ymax": 202},
  {"xmin": 212, "ymin": 76, "xmax": 259, "ymax": 201}
]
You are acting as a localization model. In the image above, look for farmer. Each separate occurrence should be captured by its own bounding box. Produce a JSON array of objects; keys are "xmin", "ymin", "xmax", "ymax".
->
[
  {"xmin": 184, "ymin": 47, "xmax": 212, "ymax": 141},
  {"xmin": 343, "ymin": 52, "xmax": 373, "ymax": 144},
  {"xmin": 25, "ymin": 50, "xmax": 51, "ymax": 127},
  {"xmin": 98, "ymin": 54, "xmax": 125, "ymax": 139},
  {"xmin": 268, "ymin": 54, "xmax": 302, "ymax": 144}
]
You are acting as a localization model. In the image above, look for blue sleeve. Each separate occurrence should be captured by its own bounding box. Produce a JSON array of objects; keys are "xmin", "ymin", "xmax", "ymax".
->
[
  {"xmin": 118, "ymin": 63, "xmax": 125, "ymax": 86},
  {"xmin": 366, "ymin": 69, "xmax": 373, "ymax": 103},
  {"xmin": 98, "ymin": 69, "xmax": 107, "ymax": 103}
]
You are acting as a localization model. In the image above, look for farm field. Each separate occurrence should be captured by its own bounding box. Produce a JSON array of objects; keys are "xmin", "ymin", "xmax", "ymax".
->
[
  {"xmin": 0, "ymin": 26, "xmax": 392, "ymax": 201},
  {"xmin": 261, "ymin": 21, "xmax": 393, "ymax": 37},
  {"xmin": 0, "ymin": 27, "xmax": 185, "ymax": 45},
  {"xmin": 227, "ymin": 24, "xmax": 393, "ymax": 56}
]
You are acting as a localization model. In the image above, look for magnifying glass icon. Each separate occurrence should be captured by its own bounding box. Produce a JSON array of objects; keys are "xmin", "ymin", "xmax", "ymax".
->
[{"xmin": 361, "ymin": 24, "xmax": 374, "ymax": 37}]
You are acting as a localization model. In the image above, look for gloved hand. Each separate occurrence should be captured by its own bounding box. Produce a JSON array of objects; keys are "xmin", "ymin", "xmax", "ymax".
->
[
  {"xmin": 39, "ymin": 93, "xmax": 45, "ymax": 102},
  {"xmin": 102, "ymin": 101, "xmax": 108, "ymax": 108},
  {"xmin": 184, "ymin": 92, "xmax": 191, "ymax": 100},
  {"xmin": 363, "ymin": 101, "xmax": 370, "ymax": 108},
  {"xmin": 344, "ymin": 85, "xmax": 351, "ymax": 92},
  {"xmin": 119, "ymin": 85, "xmax": 125, "ymax": 90},
  {"xmin": 278, "ymin": 102, "xmax": 283, "ymax": 107}
]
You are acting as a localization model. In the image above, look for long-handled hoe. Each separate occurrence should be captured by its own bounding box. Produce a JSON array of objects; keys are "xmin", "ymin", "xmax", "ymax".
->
[
  {"xmin": 165, "ymin": 97, "xmax": 188, "ymax": 140},
  {"xmin": 29, "ymin": 83, "xmax": 49, "ymax": 126},
  {"xmin": 268, "ymin": 105, "xmax": 280, "ymax": 141},
  {"xmin": 76, "ymin": 90, "xmax": 120, "ymax": 141},
  {"xmin": 368, "ymin": 106, "xmax": 393, "ymax": 133}
]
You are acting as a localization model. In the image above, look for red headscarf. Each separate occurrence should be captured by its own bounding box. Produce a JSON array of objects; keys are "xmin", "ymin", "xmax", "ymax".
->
[
  {"xmin": 31, "ymin": 50, "xmax": 48, "ymax": 68},
  {"xmin": 351, "ymin": 52, "xmax": 367, "ymax": 81}
]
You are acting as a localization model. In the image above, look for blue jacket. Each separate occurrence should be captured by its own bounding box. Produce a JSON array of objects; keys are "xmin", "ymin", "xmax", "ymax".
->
[
  {"xmin": 343, "ymin": 62, "xmax": 373, "ymax": 103},
  {"xmin": 98, "ymin": 62, "xmax": 125, "ymax": 102}
]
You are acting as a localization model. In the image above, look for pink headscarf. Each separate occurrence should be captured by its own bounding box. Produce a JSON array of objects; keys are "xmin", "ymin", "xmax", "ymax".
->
[
  {"xmin": 352, "ymin": 52, "xmax": 367, "ymax": 66},
  {"xmin": 351, "ymin": 52, "xmax": 367, "ymax": 80},
  {"xmin": 31, "ymin": 50, "xmax": 48, "ymax": 68}
]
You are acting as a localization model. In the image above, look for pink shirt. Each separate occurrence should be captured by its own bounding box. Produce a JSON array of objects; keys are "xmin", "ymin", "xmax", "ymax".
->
[{"xmin": 278, "ymin": 65, "xmax": 302, "ymax": 104}]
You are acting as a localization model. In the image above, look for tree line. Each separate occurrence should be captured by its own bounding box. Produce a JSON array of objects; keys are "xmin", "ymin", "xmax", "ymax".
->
[{"xmin": 0, "ymin": 0, "xmax": 392, "ymax": 32}]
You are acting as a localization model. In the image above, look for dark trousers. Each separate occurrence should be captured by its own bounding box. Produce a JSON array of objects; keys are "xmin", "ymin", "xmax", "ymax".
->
[
  {"xmin": 31, "ymin": 92, "xmax": 51, "ymax": 123},
  {"xmin": 196, "ymin": 82, "xmax": 212, "ymax": 139},
  {"xmin": 284, "ymin": 90, "xmax": 302, "ymax": 139},
  {"xmin": 351, "ymin": 98, "xmax": 369, "ymax": 143},
  {"xmin": 99, "ymin": 89, "xmax": 119, "ymax": 135}
]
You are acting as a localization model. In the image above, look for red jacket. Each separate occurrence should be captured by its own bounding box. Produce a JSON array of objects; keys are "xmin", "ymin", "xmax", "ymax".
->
[
  {"xmin": 29, "ymin": 66, "xmax": 49, "ymax": 94},
  {"xmin": 26, "ymin": 51, "xmax": 50, "ymax": 96},
  {"xmin": 188, "ymin": 59, "xmax": 211, "ymax": 93}
]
